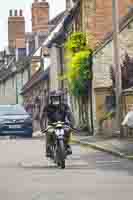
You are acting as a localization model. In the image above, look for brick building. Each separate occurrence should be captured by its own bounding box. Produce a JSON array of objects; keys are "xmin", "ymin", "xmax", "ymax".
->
[
  {"xmin": 66, "ymin": 0, "xmax": 133, "ymax": 45},
  {"xmin": 80, "ymin": 0, "xmax": 133, "ymax": 46}
]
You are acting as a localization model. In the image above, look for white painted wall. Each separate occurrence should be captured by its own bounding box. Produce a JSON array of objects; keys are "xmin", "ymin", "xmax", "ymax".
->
[{"xmin": 0, "ymin": 68, "xmax": 29, "ymax": 105}]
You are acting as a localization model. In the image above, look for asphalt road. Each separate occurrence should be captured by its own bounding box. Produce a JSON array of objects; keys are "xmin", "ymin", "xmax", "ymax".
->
[{"xmin": 0, "ymin": 138, "xmax": 133, "ymax": 200}]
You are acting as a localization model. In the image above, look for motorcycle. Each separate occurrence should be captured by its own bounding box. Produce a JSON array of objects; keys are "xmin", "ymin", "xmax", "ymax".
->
[{"xmin": 45, "ymin": 121, "xmax": 71, "ymax": 169}]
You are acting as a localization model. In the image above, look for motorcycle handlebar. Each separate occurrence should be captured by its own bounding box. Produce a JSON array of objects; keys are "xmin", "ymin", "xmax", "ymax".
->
[{"xmin": 41, "ymin": 122, "xmax": 80, "ymax": 135}]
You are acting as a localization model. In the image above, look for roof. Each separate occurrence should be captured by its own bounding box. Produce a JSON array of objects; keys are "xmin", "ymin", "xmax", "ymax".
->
[
  {"xmin": 0, "ymin": 56, "xmax": 16, "ymax": 82},
  {"xmin": 32, "ymin": 11, "xmax": 67, "ymax": 57},
  {"xmin": 46, "ymin": 1, "xmax": 80, "ymax": 47},
  {"xmin": 0, "ymin": 9, "xmax": 69, "ymax": 83},
  {"xmin": 49, "ymin": 11, "xmax": 66, "ymax": 26},
  {"xmin": 21, "ymin": 67, "xmax": 49, "ymax": 94},
  {"xmin": 22, "ymin": 1, "xmax": 80, "ymax": 93},
  {"xmin": 0, "ymin": 55, "xmax": 31, "ymax": 83},
  {"xmin": 33, "ymin": 1, "xmax": 80, "ymax": 56}
]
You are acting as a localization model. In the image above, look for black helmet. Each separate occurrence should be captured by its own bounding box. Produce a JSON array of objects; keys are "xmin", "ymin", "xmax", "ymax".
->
[{"xmin": 49, "ymin": 90, "xmax": 64, "ymax": 105}]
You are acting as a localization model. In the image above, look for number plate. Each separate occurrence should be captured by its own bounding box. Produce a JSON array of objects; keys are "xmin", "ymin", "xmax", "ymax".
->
[{"xmin": 9, "ymin": 125, "xmax": 21, "ymax": 129}]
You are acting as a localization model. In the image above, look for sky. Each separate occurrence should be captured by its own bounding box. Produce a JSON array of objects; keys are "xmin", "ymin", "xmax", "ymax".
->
[{"xmin": 0, "ymin": 0, "xmax": 65, "ymax": 50}]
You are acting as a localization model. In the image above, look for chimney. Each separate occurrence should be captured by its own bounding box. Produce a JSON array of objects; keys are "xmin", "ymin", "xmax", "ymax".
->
[
  {"xmin": 9, "ymin": 10, "xmax": 12, "ymax": 17},
  {"xmin": 8, "ymin": 8, "xmax": 25, "ymax": 50},
  {"xmin": 14, "ymin": 10, "xmax": 17, "ymax": 16},
  {"xmin": 32, "ymin": 0, "xmax": 49, "ymax": 33},
  {"xmin": 19, "ymin": 9, "xmax": 23, "ymax": 16}
]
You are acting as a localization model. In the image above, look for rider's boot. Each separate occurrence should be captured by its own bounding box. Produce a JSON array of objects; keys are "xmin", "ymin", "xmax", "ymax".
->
[
  {"xmin": 66, "ymin": 144, "xmax": 72, "ymax": 155},
  {"xmin": 46, "ymin": 145, "xmax": 52, "ymax": 157}
]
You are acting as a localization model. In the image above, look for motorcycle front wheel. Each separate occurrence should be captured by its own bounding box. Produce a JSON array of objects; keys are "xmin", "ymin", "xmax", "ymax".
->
[{"xmin": 57, "ymin": 140, "xmax": 66, "ymax": 169}]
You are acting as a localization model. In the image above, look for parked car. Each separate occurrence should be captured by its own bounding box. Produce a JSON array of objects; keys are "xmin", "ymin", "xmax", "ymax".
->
[{"xmin": 0, "ymin": 104, "xmax": 33, "ymax": 137}]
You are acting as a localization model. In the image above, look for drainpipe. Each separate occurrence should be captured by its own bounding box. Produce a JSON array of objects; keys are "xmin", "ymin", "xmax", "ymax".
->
[
  {"xmin": 89, "ymin": 50, "xmax": 94, "ymax": 135},
  {"xmin": 59, "ymin": 46, "xmax": 64, "ymax": 90}
]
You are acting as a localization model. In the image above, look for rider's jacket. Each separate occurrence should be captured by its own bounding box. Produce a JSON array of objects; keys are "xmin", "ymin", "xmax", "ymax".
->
[{"xmin": 40, "ymin": 103, "xmax": 74, "ymax": 128}]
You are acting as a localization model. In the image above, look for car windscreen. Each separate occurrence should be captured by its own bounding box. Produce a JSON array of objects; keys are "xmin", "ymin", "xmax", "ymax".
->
[{"xmin": 0, "ymin": 106, "xmax": 27, "ymax": 116}]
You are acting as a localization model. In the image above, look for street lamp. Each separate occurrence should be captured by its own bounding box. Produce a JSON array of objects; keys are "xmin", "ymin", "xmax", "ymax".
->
[{"xmin": 112, "ymin": 0, "xmax": 122, "ymax": 136}]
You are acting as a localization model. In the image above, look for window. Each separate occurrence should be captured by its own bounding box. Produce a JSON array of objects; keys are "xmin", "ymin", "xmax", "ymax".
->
[
  {"xmin": 105, "ymin": 95, "xmax": 116, "ymax": 112},
  {"xmin": 43, "ymin": 56, "xmax": 50, "ymax": 70}
]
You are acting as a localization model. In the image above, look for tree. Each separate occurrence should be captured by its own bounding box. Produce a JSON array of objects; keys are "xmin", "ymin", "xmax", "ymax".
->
[{"xmin": 64, "ymin": 32, "xmax": 93, "ymax": 132}]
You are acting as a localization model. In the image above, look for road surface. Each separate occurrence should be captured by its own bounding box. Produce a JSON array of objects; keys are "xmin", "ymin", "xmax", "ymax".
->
[{"xmin": 0, "ymin": 138, "xmax": 133, "ymax": 200}]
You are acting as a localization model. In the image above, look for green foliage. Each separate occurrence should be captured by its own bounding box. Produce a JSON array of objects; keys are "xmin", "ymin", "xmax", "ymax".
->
[
  {"xmin": 65, "ymin": 32, "xmax": 87, "ymax": 53},
  {"xmin": 64, "ymin": 32, "xmax": 93, "ymax": 97},
  {"xmin": 99, "ymin": 111, "xmax": 116, "ymax": 126},
  {"xmin": 68, "ymin": 51, "xmax": 91, "ymax": 96}
]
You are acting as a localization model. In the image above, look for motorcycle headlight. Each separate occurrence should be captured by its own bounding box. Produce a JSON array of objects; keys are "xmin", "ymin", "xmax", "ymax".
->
[{"xmin": 55, "ymin": 129, "xmax": 64, "ymax": 136}]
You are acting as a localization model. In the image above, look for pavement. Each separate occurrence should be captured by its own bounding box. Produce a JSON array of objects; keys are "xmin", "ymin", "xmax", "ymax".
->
[
  {"xmin": 1, "ymin": 138, "xmax": 133, "ymax": 199},
  {"xmin": 33, "ymin": 130, "xmax": 133, "ymax": 160},
  {"xmin": 71, "ymin": 134, "xmax": 133, "ymax": 160}
]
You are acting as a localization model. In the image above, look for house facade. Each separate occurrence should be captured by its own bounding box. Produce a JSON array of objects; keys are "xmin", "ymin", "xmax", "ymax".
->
[
  {"xmin": 0, "ymin": 53, "xmax": 30, "ymax": 105},
  {"xmin": 92, "ymin": 9, "xmax": 133, "ymax": 135}
]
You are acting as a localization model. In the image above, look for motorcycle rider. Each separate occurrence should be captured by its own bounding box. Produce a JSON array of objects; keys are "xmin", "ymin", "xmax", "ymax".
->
[{"xmin": 40, "ymin": 90, "xmax": 75, "ymax": 157}]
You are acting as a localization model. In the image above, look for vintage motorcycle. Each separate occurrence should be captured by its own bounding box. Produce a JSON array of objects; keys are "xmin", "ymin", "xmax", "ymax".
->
[{"xmin": 45, "ymin": 121, "xmax": 72, "ymax": 169}]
